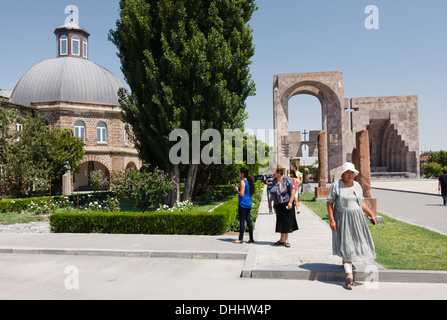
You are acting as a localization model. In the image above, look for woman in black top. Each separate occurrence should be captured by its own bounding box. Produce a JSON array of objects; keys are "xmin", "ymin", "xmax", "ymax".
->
[{"xmin": 268, "ymin": 165, "xmax": 299, "ymax": 248}]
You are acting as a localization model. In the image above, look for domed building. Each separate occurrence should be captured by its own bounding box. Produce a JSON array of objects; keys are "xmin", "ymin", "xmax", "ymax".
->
[{"xmin": 7, "ymin": 18, "xmax": 141, "ymax": 192}]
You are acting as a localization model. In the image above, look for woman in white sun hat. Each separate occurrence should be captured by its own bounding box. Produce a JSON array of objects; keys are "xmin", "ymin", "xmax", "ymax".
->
[{"xmin": 327, "ymin": 162, "xmax": 377, "ymax": 289}]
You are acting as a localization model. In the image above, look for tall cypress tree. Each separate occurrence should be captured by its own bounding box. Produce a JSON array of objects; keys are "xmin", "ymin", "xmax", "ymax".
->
[{"xmin": 109, "ymin": 0, "xmax": 257, "ymax": 201}]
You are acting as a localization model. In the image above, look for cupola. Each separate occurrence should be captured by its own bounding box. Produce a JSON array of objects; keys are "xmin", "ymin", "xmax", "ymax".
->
[{"xmin": 54, "ymin": 6, "xmax": 90, "ymax": 59}]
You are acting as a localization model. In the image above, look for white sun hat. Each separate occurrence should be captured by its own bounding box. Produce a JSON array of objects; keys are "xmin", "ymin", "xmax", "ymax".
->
[{"xmin": 340, "ymin": 162, "xmax": 359, "ymax": 177}]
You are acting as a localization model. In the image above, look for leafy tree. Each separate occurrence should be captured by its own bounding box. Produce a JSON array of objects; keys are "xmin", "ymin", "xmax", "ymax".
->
[
  {"xmin": 422, "ymin": 162, "xmax": 445, "ymax": 178},
  {"xmin": 423, "ymin": 151, "xmax": 447, "ymax": 177},
  {"xmin": 109, "ymin": 0, "xmax": 257, "ymax": 202},
  {"xmin": 194, "ymin": 134, "xmax": 270, "ymax": 198},
  {"xmin": 47, "ymin": 128, "xmax": 85, "ymax": 190},
  {"xmin": 0, "ymin": 110, "xmax": 85, "ymax": 197},
  {"xmin": 427, "ymin": 151, "xmax": 447, "ymax": 168},
  {"xmin": 6, "ymin": 113, "xmax": 51, "ymax": 196},
  {"xmin": 0, "ymin": 105, "xmax": 19, "ymax": 199}
]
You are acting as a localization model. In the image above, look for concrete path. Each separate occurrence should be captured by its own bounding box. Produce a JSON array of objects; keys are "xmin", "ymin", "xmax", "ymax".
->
[
  {"xmin": 372, "ymin": 179, "xmax": 439, "ymax": 196},
  {"xmin": 240, "ymin": 184, "xmax": 447, "ymax": 283},
  {"xmin": 1, "ymin": 181, "xmax": 447, "ymax": 285},
  {"xmin": 0, "ymin": 233, "xmax": 249, "ymax": 260}
]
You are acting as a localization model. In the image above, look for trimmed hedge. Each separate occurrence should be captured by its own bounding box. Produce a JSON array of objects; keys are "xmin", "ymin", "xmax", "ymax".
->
[
  {"xmin": 50, "ymin": 209, "xmax": 234, "ymax": 236},
  {"xmin": 48, "ymin": 183, "xmax": 263, "ymax": 235}
]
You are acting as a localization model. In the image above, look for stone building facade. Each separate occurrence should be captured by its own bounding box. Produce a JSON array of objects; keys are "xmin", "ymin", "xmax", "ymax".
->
[
  {"xmin": 4, "ymin": 18, "xmax": 141, "ymax": 192},
  {"xmin": 274, "ymin": 72, "xmax": 420, "ymax": 180}
]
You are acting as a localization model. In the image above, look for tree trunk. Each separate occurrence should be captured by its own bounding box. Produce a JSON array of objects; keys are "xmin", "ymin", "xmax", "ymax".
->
[
  {"xmin": 182, "ymin": 164, "xmax": 198, "ymax": 202},
  {"xmin": 169, "ymin": 164, "xmax": 181, "ymax": 207}
]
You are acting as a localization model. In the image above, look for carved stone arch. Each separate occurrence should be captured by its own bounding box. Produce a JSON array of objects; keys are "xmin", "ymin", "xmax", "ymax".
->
[
  {"xmin": 125, "ymin": 161, "xmax": 137, "ymax": 171},
  {"xmin": 73, "ymin": 156, "xmax": 112, "ymax": 191},
  {"xmin": 79, "ymin": 156, "xmax": 112, "ymax": 174},
  {"xmin": 273, "ymin": 72, "xmax": 346, "ymax": 177}
]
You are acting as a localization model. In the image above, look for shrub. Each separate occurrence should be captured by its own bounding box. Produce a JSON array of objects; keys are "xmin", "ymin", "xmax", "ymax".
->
[
  {"xmin": 422, "ymin": 162, "xmax": 447, "ymax": 178},
  {"xmin": 110, "ymin": 163, "xmax": 176, "ymax": 212},
  {"xmin": 34, "ymin": 178, "xmax": 49, "ymax": 197},
  {"xmin": 89, "ymin": 170, "xmax": 108, "ymax": 193},
  {"xmin": 158, "ymin": 200, "xmax": 194, "ymax": 212},
  {"xmin": 49, "ymin": 210, "xmax": 232, "ymax": 235}
]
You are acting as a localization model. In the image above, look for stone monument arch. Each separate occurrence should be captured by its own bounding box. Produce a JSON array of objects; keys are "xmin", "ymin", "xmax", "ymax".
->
[
  {"xmin": 273, "ymin": 71, "xmax": 420, "ymax": 182},
  {"xmin": 273, "ymin": 72, "xmax": 348, "ymax": 176}
]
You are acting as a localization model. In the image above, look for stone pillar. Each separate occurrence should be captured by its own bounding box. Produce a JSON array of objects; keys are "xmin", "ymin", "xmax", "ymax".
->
[
  {"xmin": 315, "ymin": 132, "xmax": 329, "ymax": 201},
  {"xmin": 352, "ymin": 147, "xmax": 359, "ymax": 174},
  {"xmin": 62, "ymin": 170, "xmax": 72, "ymax": 196},
  {"xmin": 317, "ymin": 132, "xmax": 327, "ymax": 188},
  {"xmin": 355, "ymin": 130, "xmax": 377, "ymax": 216}
]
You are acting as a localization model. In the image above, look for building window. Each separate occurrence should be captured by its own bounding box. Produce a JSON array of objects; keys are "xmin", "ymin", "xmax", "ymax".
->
[
  {"xmin": 60, "ymin": 35, "xmax": 68, "ymax": 56},
  {"xmin": 15, "ymin": 123, "xmax": 23, "ymax": 141},
  {"xmin": 74, "ymin": 121, "xmax": 85, "ymax": 142},
  {"xmin": 83, "ymin": 39, "xmax": 88, "ymax": 58},
  {"xmin": 72, "ymin": 36, "xmax": 80, "ymax": 56},
  {"xmin": 97, "ymin": 122, "xmax": 107, "ymax": 143}
]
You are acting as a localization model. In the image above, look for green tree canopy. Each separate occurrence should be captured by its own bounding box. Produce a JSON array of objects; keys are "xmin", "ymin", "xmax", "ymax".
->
[
  {"xmin": 109, "ymin": 0, "xmax": 257, "ymax": 201},
  {"xmin": 0, "ymin": 108, "xmax": 85, "ymax": 197}
]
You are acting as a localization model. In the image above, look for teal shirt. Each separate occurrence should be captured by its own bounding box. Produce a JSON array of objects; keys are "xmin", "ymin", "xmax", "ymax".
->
[{"xmin": 238, "ymin": 179, "xmax": 252, "ymax": 209}]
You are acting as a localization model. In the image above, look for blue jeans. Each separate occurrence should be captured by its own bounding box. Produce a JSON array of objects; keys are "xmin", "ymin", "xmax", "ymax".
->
[
  {"xmin": 238, "ymin": 206, "xmax": 254, "ymax": 241},
  {"xmin": 442, "ymin": 190, "xmax": 447, "ymax": 206}
]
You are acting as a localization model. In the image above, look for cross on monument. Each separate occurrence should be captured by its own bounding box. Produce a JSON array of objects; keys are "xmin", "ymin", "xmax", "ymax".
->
[
  {"xmin": 345, "ymin": 104, "xmax": 358, "ymax": 131},
  {"xmin": 302, "ymin": 130, "xmax": 309, "ymax": 142}
]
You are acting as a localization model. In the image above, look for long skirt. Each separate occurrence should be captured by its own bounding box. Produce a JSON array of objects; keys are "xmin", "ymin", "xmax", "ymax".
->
[
  {"xmin": 275, "ymin": 203, "xmax": 299, "ymax": 234},
  {"xmin": 332, "ymin": 208, "xmax": 376, "ymax": 262}
]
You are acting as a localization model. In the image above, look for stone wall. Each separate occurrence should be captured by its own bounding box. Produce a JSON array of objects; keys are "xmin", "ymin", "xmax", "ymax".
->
[
  {"xmin": 274, "ymin": 72, "xmax": 420, "ymax": 180},
  {"xmin": 350, "ymin": 96, "xmax": 419, "ymax": 175}
]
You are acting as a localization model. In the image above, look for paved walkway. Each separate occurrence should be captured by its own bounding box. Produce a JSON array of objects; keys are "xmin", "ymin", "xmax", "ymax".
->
[
  {"xmin": 241, "ymin": 189, "xmax": 387, "ymax": 282},
  {"xmin": 372, "ymin": 179, "xmax": 439, "ymax": 196},
  {"xmin": 1, "ymin": 181, "xmax": 447, "ymax": 284}
]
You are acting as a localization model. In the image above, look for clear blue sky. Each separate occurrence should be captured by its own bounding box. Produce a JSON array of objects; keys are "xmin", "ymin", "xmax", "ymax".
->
[{"xmin": 1, "ymin": 0, "xmax": 446, "ymax": 152}]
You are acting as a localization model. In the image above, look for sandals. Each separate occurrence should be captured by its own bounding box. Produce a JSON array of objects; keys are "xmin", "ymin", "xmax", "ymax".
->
[
  {"xmin": 345, "ymin": 278, "xmax": 355, "ymax": 289},
  {"xmin": 273, "ymin": 241, "xmax": 291, "ymax": 247}
]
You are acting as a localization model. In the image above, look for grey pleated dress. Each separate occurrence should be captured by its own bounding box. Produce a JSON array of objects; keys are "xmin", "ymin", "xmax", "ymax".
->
[{"xmin": 327, "ymin": 180, "xmax": 376, "ymax": 262}]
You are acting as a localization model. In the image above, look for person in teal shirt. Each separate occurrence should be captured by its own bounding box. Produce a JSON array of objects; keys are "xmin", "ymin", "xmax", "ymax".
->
[{"xmin": 233, "ymin": 167, "xmax": 255, "ymax": 244}]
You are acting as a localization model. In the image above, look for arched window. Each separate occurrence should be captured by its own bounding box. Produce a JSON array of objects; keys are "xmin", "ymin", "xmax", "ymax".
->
[
  {"xmin": 60, "ymin": 35, "xmax": 68, "ymax": 56},
  {"xmin": 74, "ymin": 121, "xmax": 85, "ymax": 142},
  {"xmin": 72, "ymin": 36, "xmax": 80, "ymax": 56},
  {"xmin": 97, "ymin": 122, "xmax": 107, "ymax": 143},
  {"xmin": 83, "ymin": 39, "xmax": 88, "ymax": 58}
]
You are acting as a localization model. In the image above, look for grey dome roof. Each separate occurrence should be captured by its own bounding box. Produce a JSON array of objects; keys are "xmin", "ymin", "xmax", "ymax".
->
[{"xmin": 10, "ymin": 57, "xmax": 124, "ymax": 107}]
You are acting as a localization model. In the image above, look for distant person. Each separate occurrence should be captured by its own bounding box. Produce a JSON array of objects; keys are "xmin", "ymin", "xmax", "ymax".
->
[
  {"xmin": 263, "ymin": 173, "xmax": 274, "ymax": 214},
  {"xmin": 234, "ymin": 167, "xmax": 255, "ymax": 244},
  {"xmin": 327, "ymin": 162, "xmax": 377, "ymax": 289},
  {"xmin": 293, "ymin": 166, "xmax": 303, "ymax": 204},
  {"xmin": 439, "ymin": 169, "xmax": 447, "ymax": 206},
  {"xmin": 290, "ymin": 170, "xmax": 302, "ymax": 214},
  {"xmin": 268, "ymin": 165, "xmax": 299, "ymax": 248}
]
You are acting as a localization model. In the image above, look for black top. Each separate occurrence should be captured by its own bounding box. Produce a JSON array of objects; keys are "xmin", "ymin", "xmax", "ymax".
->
[{"xmin": 439, "ymin": 174, "xmax": 447, "ymax": 191}]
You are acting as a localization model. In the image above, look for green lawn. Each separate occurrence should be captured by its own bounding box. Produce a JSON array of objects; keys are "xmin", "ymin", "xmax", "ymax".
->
[
  {"xmin": 0, "ymin": 212, "xmax": 47, "ymax": 225},
  {"xmin": 300, "ymin": 194, "xmax": 447, "ymax": 271}
]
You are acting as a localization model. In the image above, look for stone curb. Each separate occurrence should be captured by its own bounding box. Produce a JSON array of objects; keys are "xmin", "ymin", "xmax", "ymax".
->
[
  {"xmin": 371, "ymin": 187, "xmax": 439, "ymax": 197},
  {"xmin": 242, "ymin": 264, "xmax": 447, "ymax": 284},
  {"xmin": 0, "ymin": 247, "xmax": 247, "ymax": 260}
]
